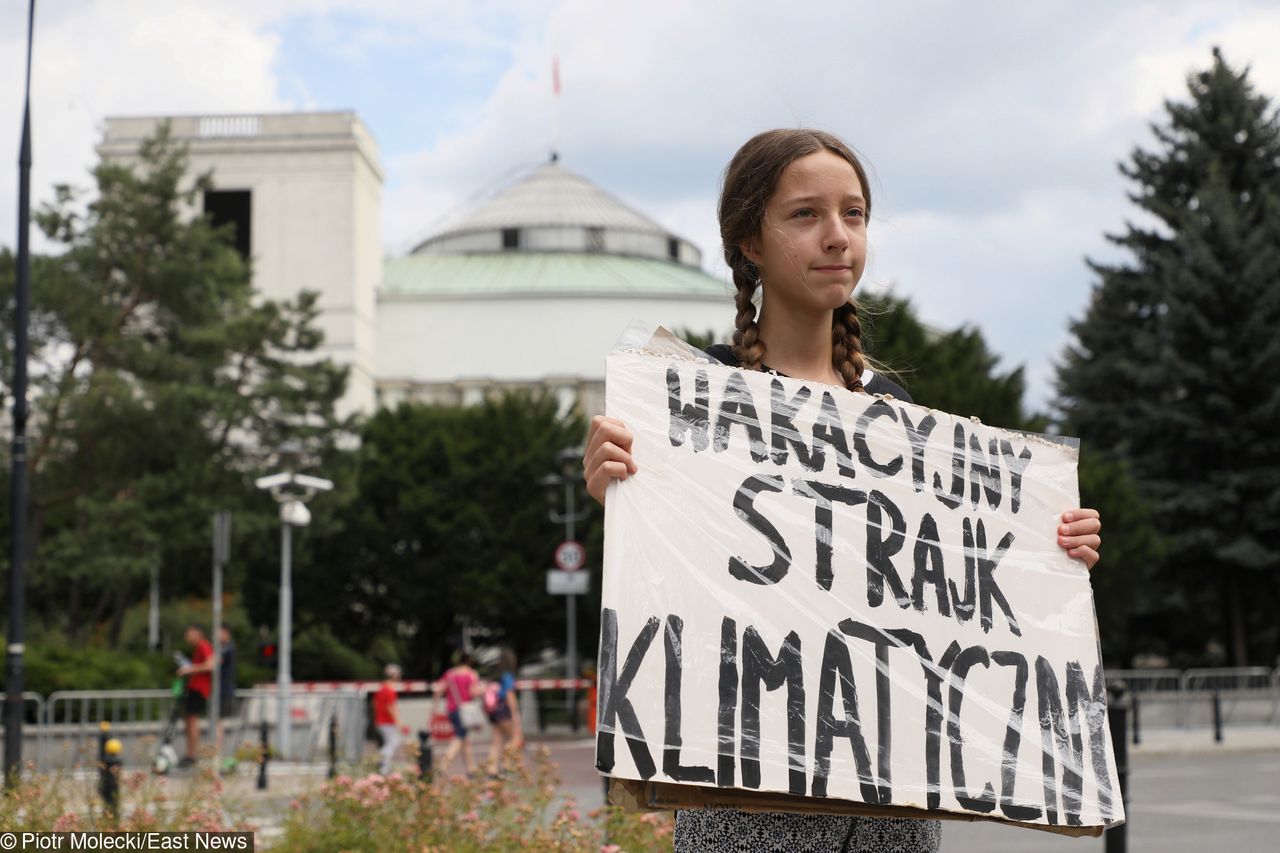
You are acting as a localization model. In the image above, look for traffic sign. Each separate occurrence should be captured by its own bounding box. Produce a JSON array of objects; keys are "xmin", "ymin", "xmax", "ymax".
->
[
  {"xmin": 547, "ymin": 570, "xmax": 590, "ymax": 595},
  {"xmin": 554, "ymin": 540, "xmax": 586, "ymax": 572}
]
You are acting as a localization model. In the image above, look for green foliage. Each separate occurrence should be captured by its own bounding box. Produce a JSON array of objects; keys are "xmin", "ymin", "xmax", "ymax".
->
[
  {"xmin": 1056, "ymin": 50, "xmax": 1280, "ymax": 665},
  {"xmin": 292, "ymin": 625, "xmax": 381, "ymax": 681},
  {"xmin": 303, "ymin": 391, "xmax": 595, "ymax": 677},
  {"xmin": 861, "ymin": 293, "xmax": 1040, "ymax": 431},
  {"xmin": 14, "ymin": 643, "xmax": 171, "ymax": 695},
  {"xmin": 0, "ymin": 122, "xmax": 349, "ymax": 648},
  {"xmin": 675, "ymin": 327, "xmax": 720, "ymax": 351},
  {"xmin": 1075, "ymin": 452, "xmax": 1165, "ymax": 666}
]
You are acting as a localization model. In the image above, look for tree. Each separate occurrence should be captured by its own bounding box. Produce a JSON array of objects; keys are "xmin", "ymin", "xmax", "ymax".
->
[
  {"xmin": 305, "ymin": 392, "xmax": 594, "ymax": 677},
  {"xmin": 0, "ymin": 124, "xmax": 349, "ymax": 645},
  {"xmin": 1056, "ymin": 50, "xmax": 1280, "ymax": 666},
  {"xmin": 861, "ymin": 293, "xmax": 1040, "ymax": 431}
]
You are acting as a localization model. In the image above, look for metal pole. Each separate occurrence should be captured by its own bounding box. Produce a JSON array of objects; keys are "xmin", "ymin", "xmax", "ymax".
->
[
  {"xmin": 210, "ymin": 513, "xmax": 227, "ymax": 760},
  {"xmin": 278, "ymin": 519, "xmax": 293, "ymax": 760},
  {"xmin": 148, "ymin": 565, "xmax": 160, "ymax": 650},
  {"xmin": 1212, "ymin": 690, "xmax": 1222, "ymax": 743},
  {"xmin": 564, "ymin": 479, "xmax": 578, "ymax": 732},
  {"xmin": 5, "ymin": 0, "xmax": 37, "ymax": 789},
  {"xmin": 1105, "ymin": 699, "xmax": 1128, "ymax": 853}
]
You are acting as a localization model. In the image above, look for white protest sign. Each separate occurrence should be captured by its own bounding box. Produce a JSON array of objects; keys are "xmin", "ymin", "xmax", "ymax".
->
[{"xmin": 596, "ymin": 326, "xmax": 1123, "ymax": 833}]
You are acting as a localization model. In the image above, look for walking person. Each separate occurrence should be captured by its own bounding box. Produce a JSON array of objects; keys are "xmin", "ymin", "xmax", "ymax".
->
[
  {"xmin": 176, "ymin": 624, "xmax": 215, "ymax": 768},
  {"xmin": 214, "ymin": 623, "xmax": 238, "ymax": 772},
  {"xmin": 583, "ymin": 128, "xmax": 1104, "ymax": 853},
  {"xmin": 373, "ymin": 664, "xmax": 405, "ymax": 775},
  {"xmin": 485, "ymin": 649, "xmax": 524, "ymax": 776},
  {"xmin": 436, "ymin": 652, "xmax": 481, "ymax": 778}
]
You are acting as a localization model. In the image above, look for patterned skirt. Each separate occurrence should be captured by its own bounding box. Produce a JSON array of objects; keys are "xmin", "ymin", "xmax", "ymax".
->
[{"xmin": 673, "ymin": 810, "xmax": 942, "ymax": 853}]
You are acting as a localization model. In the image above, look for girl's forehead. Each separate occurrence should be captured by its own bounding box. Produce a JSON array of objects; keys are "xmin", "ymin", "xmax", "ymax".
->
[{"xmin": 776, "ymin": 150, "xmax": 863, "ymax": 197}]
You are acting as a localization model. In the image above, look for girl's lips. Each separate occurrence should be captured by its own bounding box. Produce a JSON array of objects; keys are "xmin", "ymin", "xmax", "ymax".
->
[{"xmin": 812, "ymin": 265, "xmax": 851, "ymax": 272}]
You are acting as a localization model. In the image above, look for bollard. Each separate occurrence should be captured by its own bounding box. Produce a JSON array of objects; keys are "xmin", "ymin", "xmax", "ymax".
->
[
  {"xmin": 257, "ymin": 719, "xmax": 269, "ymax": 790},
  {"xmin": 328, "ymin": 716, "xmax": 338, "ymax": 779},
  {"xmin": 416, "ymin": 730, "xmax": 432, "ymax": 782},
  {"xmin": 100, "ymin": 737, "xmax": 122, "ymax": 821},
  {"xmin": 1105, "ymin": 692, "xmax": 1129, "ymax": 853},
  {"xmin": 97, "ymin": 722, "xmax": 121, "ymax": 821},
  {"xmin": 1131, "ymin": 692, "xmax": 1141, "ymax": 745},
  {"xmin": 1212, "ymin": 690, "xmax": 1223, "ymax": 743}
]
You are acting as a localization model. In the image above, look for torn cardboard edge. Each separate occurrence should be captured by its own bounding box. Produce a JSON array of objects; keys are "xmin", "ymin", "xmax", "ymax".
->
[{"xmin": 606, "ymin": 778, "xmax": 1110, "ymax": 839}]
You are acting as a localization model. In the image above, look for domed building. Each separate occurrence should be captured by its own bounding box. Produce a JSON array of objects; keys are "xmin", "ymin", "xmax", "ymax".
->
[
  {"xmin": 98, "ymin": 111, "xmax": 735, "ymax": 417},
  {"xmin": 376, "ymin": 157, "xmax": 732, "ymax": 415}
]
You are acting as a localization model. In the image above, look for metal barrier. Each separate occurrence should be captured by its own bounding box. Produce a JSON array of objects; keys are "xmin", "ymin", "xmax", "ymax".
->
[
  {"xmin": 1182, "ymin": 667, "xmax": 1273, "ymax": 692},
  {"xmin": 1105, "ymin": 666, "xmax": 1280, "ymax": 730},
  {"xmin": 34, "ymin": 687, "xmax": 368, "ymax": 771},
  {"xmin": 1105, "ymin": 668, "xmax": 1181, "ymax": 693}
]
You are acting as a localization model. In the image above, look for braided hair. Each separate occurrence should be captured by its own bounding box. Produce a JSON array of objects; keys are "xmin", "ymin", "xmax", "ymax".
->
[{"xmin": 718, "ymin": 129, "xmax": 872, "ymax": 392}]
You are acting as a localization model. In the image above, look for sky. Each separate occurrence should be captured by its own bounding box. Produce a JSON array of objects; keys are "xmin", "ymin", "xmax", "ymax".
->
[{"xmin": 3, "ymin": 0, "xmax": 1280, "ymax": 412}]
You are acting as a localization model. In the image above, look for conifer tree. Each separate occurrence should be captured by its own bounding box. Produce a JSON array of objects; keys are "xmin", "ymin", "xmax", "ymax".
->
[{"xmin": 1057, "ymin": 50, "xmax": 1280, "ymax": 665}]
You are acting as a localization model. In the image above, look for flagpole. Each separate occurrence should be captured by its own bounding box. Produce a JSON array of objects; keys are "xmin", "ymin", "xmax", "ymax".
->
[
  {"xmin": 551, "ymin": 56, "xmax": 561, "ymax": 162},
  {"xmin": 6, "ymin": 0, "xmax": 37, "ymax": 787}
]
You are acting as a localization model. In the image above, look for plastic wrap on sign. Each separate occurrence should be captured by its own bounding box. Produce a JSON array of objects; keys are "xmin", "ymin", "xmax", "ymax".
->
[{"xmin": 595, "ymin": 322, "xmax": 1123, "ymax": 836}]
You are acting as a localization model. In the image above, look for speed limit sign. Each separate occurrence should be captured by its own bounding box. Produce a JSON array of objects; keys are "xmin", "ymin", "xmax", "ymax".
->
[{"xmin": 554, "ymin": 540, "xmax": 586, "ymax": 572}]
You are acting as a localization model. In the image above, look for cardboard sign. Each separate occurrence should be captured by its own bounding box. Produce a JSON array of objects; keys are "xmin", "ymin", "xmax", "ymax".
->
[{"xmin": 596, "ymin": 326, "xmax": 1123, "ymax": 835}]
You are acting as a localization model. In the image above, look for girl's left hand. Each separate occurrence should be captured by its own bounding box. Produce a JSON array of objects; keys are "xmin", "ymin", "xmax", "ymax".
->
[{"xmin": 1058, "ymin": 508, "xmax": 1101, "ymax": 571}]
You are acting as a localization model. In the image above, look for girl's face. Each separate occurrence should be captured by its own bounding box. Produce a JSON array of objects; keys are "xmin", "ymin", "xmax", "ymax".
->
[{"xmin": 743, "ymin": 149, "xmax": 868, "ymax": 318}]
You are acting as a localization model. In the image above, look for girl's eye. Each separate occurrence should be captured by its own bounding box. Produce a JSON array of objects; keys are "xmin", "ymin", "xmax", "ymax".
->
[
  {"xmin": 845, "ymin": 207, "xmax": 865, "ymax": 220},
  {"xmin": 792, "ymin": 208, "xmax": 815, "ymax": 219}
]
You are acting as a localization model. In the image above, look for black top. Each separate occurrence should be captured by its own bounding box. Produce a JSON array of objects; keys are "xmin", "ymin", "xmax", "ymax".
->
[
  {"xmin": 704, "ymin": 343, "xmax": 912, "ymax": 403},
  {"xmin": 219, "ymin": 642, "xmax": 236, "ymax": 690}
]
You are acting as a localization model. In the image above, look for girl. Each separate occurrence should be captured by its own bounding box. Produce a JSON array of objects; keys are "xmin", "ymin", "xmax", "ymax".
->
[
  {"xmin": 583, "ymin": 129, "xmax": 1102, "ymax": 853},
  {"xmin": 435, "ymin": 651, "xmax": 481, "ymax": 778},
  {"xmin": 485, "ymin": 648, "xmax": 524, "ymax": 776}
]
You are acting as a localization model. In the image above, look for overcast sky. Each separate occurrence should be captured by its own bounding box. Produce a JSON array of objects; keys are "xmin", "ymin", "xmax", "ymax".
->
[{"xmin": 3, "ymin": 0, "xmax": 1280, "ymax": 411}]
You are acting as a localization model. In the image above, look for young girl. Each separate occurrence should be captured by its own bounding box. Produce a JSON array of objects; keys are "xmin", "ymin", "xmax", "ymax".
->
[
  {"xmin": 583, "ymin": 129, "xmax": 1102, "ymax": 853},
  {"xmin": 485, "ymin": 648, "xmax": 524, "ymax": 776},
  {"xmin": 435, "ymin": 651, "xmax": 482, "ymax": 778}
]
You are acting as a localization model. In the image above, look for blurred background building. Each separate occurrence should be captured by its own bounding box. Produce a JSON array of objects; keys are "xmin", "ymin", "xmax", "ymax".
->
[{"xmin": 98, "ymin": 111, "xmax": 732, "ymax": 417}]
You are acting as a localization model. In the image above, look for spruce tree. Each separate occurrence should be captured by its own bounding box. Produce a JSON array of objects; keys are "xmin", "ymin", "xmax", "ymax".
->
[{"xmin": 1056, "ymin": 49, "xmax": 1280, "ymax": 665}]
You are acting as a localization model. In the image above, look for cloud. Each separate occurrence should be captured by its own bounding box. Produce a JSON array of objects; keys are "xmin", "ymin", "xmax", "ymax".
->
[
  {"xmin": 0, "ymin": 0, "xmax": 293, "ymax": 251},
  {"xmin": 4, "ymin": 0, "xmax": 1279, "ymax": 410}
]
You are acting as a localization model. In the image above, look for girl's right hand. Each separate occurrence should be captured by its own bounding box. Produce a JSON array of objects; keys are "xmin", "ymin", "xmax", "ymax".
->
[{"xmin": 583, "ymin": 415, "xmax": 638, "ymax": 505}]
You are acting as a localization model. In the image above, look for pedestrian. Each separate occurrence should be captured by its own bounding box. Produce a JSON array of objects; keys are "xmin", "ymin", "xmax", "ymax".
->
[
  {"xmin": 582, "ymin": 128, "xmax": 1104, "ymax": 853},
  {"xmin": 373, "ymin": 664, "xmax": 405, "ymax": 775},
  {"xmin": 176, "ymin": 623, "xmax": 215, "ymax": 768},
  {"xmin": 485, "ymin": 648, "xmax": 524, "ymax": 776},
  {"xmin": 214, "ymin": 624, "xmax": 237, "ymax": 772},
  {"xmin": 435, "ymin": 651, "xmax": 481, "ymax": 778}
]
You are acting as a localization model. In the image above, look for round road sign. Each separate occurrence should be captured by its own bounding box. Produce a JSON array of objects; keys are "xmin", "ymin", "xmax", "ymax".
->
[{"xmin": 555, "ymin": 540, "xmax": 586, "ymax": 572}]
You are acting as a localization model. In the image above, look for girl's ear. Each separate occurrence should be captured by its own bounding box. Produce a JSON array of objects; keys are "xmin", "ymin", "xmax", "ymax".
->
[{"xmin": 741, "ymin": 238, "xmax": 763, "ymax": 268}]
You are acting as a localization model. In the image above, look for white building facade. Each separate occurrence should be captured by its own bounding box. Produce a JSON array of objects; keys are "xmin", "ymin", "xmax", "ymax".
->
[{"xmin": 99, "ymin": 112, "xmax": 734, "ymax": 417}]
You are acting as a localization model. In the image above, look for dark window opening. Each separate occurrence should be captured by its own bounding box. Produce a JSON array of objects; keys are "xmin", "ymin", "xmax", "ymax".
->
[
  {"xmin": 667, "ymin": 237, "xmax": 680, "ymax": 261},
  {"xmin": 586, "ymin": 226, "xmax": 605, "ymax": 252},
  {"xmin": 204, "ymin": 189, "xmax": 252, "ymax": 261},
  {"xmin": 502, "ymin": 227, "xmax": 521, "ymax": 250}
]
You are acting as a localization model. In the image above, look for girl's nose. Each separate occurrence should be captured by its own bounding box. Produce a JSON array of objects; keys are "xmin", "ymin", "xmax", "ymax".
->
[{"xmin": 822, "ymin": 214, "xmax": 849, "ymax": 252}]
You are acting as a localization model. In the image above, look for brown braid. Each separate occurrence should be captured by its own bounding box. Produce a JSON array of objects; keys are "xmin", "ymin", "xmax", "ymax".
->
[
  {"xmin": 729, "ymin": 258, "xmax": 767, "ymax": 371},
  {"xmin": 832, "ymin": 300, "xmax": 867, "ymax": 393}
]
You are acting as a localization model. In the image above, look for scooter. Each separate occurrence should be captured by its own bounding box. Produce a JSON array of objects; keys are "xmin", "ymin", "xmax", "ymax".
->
[{"xmin": 153, "ymin": 655, "xmax": 187, "ymax": 775}]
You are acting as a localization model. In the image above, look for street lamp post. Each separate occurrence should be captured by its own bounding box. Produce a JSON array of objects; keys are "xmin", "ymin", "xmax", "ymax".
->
[
  {"xmin": 539, "ymin": 447, "xmax": 590, "ymax": 729},
  {"xmin": 255, "ymin": 442, "xmax": 332, "ymax": 760}
]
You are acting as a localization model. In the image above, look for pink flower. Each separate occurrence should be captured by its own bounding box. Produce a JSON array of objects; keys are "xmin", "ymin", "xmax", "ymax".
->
[{"xmin": 600, "ymin": 845, "xmax": 622, "ymax": 853}]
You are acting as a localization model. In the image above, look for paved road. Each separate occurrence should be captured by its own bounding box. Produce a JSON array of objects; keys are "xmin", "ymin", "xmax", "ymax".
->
[{"xmin": 544, "ymin": 737, "xmax": 1280, "ymax": 852}]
